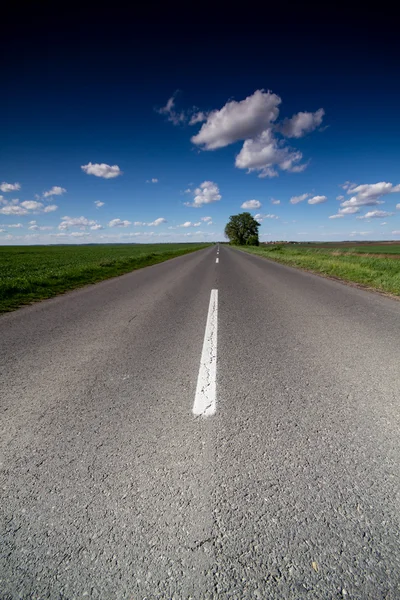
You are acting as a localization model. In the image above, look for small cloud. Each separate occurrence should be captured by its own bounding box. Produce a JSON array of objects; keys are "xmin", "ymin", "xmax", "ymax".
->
[
  {"xmin": 271, "ymin": 198, "xmax": 281, "ymax": 205},
  {"xmin": 90, "ymin": 224, "xmax": 103, "ymax": 230},
  {"xmin": 329, "ymin": 214, "xmax": 344, "ymax": 219},
  {"xmin": 201, "ymin": 216, "xmax": 212, "ymax": 222},
  {"xmin": 21, "ymin": 200, "xmax": 43, "ymax": 210},
  {"xmin": 184, "ymin": 181, "xmax": 221, "ymax": 208},
  {"xmin": 156, "ymin": 92, "xmax": 186, "ymax": 125},
  {"xmin": 146, "ymin": 178, "xmax": 159, "ymax": 183},
  {"xmin": 0, "ymin": 182, "xmax": 21, "ymax": 193},
  {"xmin": 108, "ymin": 218, "xmax": 132, "ymax": 228},
  {"xmin": 308, "ymin": 195, "xmax": 327, "ymax": 205},
  {"xmin": 7, "ymin": 223, "xmax": 23, "ymax": 228},
  {"xmin": 94, "ymin": 201, "xmax": 105, "ymax": 208},
  {"xmin": 336, "ymin": 195, "xmax": 344, "ymax": 201},
  {"xmin": 81, "ymin": 162, "xmax": 122, "ymax": 179},
  {"xmin": 59, "ymin": 216, "xmax": 98, "ymax": 230},
  {"xmin": 356, "ymin": 210, "xmax": 394, "ymax": 219},
  {"xmin": 43, "ymin": 204, "xmax": 58, "ymax": 213},
  {"xmin": 279, "ymin": 108, "xmax": 325, "ymax": 138},
  {"xmin": 147, "ymin": 217, "xmax": 167, "ymax": 226},
  {"xmin": 241, "ymin": 199, "xmax": 262, "ymax": 209},
  {"xmin": 43, "ymin": 186, "xmax": 66, "ymax": 197},
  {"xmin": 290, "ymin": 193, "xmax": 309, "ymax": 204}
]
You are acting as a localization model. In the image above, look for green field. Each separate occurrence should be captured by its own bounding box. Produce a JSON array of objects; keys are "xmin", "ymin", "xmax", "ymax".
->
[
  {"xmin": 0, "ymin": 243, "xmax": 210, "ymax": 313},
  {"xmin": 295, "ymin": 242, "xmax": 400, "ymax": 254},
  {"xmin": 239, "ymin": 244, "xmax": 400, "ymax": 296}
]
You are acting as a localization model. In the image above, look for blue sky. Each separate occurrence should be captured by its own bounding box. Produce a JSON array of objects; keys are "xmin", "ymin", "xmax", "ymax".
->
[{"xmin": 1, "ymin": 18, "xmax": 400, "ymax": 245}]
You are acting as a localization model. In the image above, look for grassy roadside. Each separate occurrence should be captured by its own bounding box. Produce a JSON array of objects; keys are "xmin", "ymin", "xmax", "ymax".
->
[
  {"xmin": 0, "ymin": 243, "xmax": 211, "ymax": 313},
  {"xmin": 238, "ymin": 245, "xmax": 400, "ymax": 297}
]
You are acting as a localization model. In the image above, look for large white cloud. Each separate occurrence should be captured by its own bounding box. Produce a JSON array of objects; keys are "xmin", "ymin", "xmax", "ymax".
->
[
  {"xmin": 81, "ymin": 162, "xmax": 122, "ymax": 179},
  {"xmin": 191, "ymin": 90, "xmax": 281, "ymax": 150},
  {"xmin": 280, "ymin": 109, "xmax": 325, "ymax": 138},
  {"xmin": 0, "ymin": 182, "xmax": 21, "ymax": 192},
  {"xmin": 184, "ymin": 181, "xmax": 221, "ymax": 208},
  {"xmin": 241, "ymin": 199, "xmax": 261, "ymax": 209},
  {"xmin": 43, "ymin": 186, "xmax": 66, "ymax": 197}
]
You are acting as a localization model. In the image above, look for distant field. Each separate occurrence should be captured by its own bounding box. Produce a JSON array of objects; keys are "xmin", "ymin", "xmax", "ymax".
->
[
  {"xmin": 295, "ymin": 242, "xmax": 400, "ymax": 255},
  {"xmin": 240, "ymin": 244, "xmax": 400, "ymax": 296},
  {"xmin": 0, "ymin": 243, "xmax": 210, "ymax": 313}
]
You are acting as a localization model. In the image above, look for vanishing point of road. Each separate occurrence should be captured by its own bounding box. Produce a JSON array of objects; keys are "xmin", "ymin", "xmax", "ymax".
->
[{"xmin": 1, "ymin": 245, "xmax": 399, "ymax": 599}]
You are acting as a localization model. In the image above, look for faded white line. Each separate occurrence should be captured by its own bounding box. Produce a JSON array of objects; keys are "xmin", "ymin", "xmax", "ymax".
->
[
  {"xmin": 216, "ymin": 257, "xmax": 219, "ymax": 264},
  {"xmin": 193, "ymin": 289, "xmax": 218, "ymax": 417}
]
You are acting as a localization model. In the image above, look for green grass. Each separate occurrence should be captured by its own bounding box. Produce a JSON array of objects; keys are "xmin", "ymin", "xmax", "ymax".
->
[
  {"xmin": 295, "ymin": 243, "xmax": 400, "ymax": 254},
  {"xmin": 239, "ymin": 244, "xmax": 400, "ymax": 296},
  {"xmin": 0, "ymin": 243, "xmax": 210, "ymax": 313}
]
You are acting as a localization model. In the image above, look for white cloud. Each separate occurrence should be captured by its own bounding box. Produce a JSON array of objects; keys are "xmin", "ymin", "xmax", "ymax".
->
[
  {"xmin": 157, "ymin": 93, "xmax": 186, "ymax": 125},
  {"xmin": 329, "ymin": 214, "xmax": 344, "ymax": 219},
  {"xmin": 59, "ymin": 216, "xmax": 98, "ymax": 230},
  {"xmin": 254, "ymin": 213, "xmax": 278, "ymax": 221},
  {"xmin": 392, "ymin": 230, "xmax": 400, "ymax": 235},
  {"xmin": 339, "ymin": 206, "xmax": 360, "ymax": 215},
  {"xmin": 108, "ymin": 218, "xmax": 132, "ymax": 228},
  {"xmin": 349, "ymin": 231, "xmax": 371, "ymax": 236},
  {"xmin": 235, "ymin": 129, "xmax": 305, "ymax": 178},
  {"xmin": 43, "ymin": 204, "xmax": 58, "ymax": 213},
  {"xmin": 189, "ymin": 111, "xmax": 207, "ymax": 125},
  {"xmin": 21, "ymin": 200, "xmax": 43, "ymax": 210},
  {"xmin": 308, "ymin": 195, "xmax": 327, "ymax": 205},
  {"xmin": 29, "ymin": 220, "xmax": 36, "ymax": 225},
  {"xmin": 241, "ymin": 199, "xmax": 261, "ymax": 209},
  {"xmin": 184, "ymin": 181, "xmax": 221, "ymax": 207},
  {"xmin": 0, "ymin": 228, "xmax": 5, "ymax": 232},
  {"xmin": 201, "ymin": 216, "xmax": 212, "ymax": 222},
  {"xmin": 290, "ymin": 193, "xmax": 309, "ymax": 204},
  {"xmin": 28, "ymin": 224, "xmax": 53, "ymax": 231},
  {"xmin": 271, "ymin": 198, "xmax": 281, "ymax": 205},
  {"xmin": 191, "ymin": 90, "xmax": 281, "ymax": 150},
  {"xmin": 340, "ymin": 182, "xmax": 400, "ymax": 208},
  {"xmin": 336, "ymin": 195, "xmax": 344, "ymax": 201},
  {"xmin": 0, "ymin": 204, "xmax": 27, "ymax": 216},
  {"xmin": 43, "ymin": 186, "xmax": 66, "ymax": 197},
  {"xmin": 188, "ymin": 89, "xmax": 322, "ymax": 178},
  {"xmin": 94, "ymin": 201, "xmax": 105, "ymax": 208},
  {"xmin": 90, "ymin": 224, "xmax": 103, "ymax": 230},
  {"xmin": 357, "ymin": 210, "xmax": 394, "ymax": 219},
  {"xmin": 147, "ymin": 217, "xmax": 167, "ymax": 226},
  {"xmin": 279, "ymin": 108, "xmax": 325, "ymax": 138},
  {"xmin": 181, "ymin": 221, "xmax": 193, "ymax": 228},
  {"xmin": 396, "ymin": 203, "xmax": 400, "ymax": 210},
  {"xmin": 134, "ymin": 221, "xmax": 143, "ymax": 226},
  {"xmin": 81, "ymin": 162, "xmax": 122, "ymax": 179},
  {"xmin": 7, "ymin": 223, "xmax": 23, "ymax": 228},
  {"xmin": 0, "ymin": 182, "xmax": 21, "ymax": 192},
  {"xmin": 70, "ymin": 232, "xmax": 90, "ymax": 238},
  {"xmin": 146, "ymin": 178, "xmax": 158, "ymax": 183}
]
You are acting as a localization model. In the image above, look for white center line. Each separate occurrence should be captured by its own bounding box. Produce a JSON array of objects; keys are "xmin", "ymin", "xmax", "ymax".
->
[
  {"xmin": 216, "ymin": 257, "xmax": 219, "ymax": 263},
  {"xmin": 193, "ymin": 289, "xmax": 218, "ymax": 417}
]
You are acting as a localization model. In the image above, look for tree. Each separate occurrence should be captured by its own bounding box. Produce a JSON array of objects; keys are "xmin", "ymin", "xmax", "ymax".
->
[{"xmin": 224, "ymin": 212, "xmax": 260, "ymax": 245}]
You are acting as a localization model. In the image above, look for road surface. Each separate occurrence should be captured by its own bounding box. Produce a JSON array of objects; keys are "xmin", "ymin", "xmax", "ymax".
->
[{"xmin": 1, "ymin": 245, "xmax": 400, "ymax": 599}]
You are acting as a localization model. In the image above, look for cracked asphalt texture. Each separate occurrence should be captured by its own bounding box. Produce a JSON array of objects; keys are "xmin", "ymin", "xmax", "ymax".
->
[{"xmin": 1, "ymin": 244, "xmax": 400, "ymax": 599}]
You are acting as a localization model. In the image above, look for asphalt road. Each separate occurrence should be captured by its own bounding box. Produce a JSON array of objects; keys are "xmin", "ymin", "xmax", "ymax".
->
[{"xmin": 1, "ymin": 244, "xmax": 400, "ymax": 599}]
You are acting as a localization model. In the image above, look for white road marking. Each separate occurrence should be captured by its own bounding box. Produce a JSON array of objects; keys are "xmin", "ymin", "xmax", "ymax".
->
[
  {"xmin": 193, "ymin": 289, "xmax": 218, "ymax": 417},
  {"xmin": 216, "ymin": 258, "xmax": 219, "ymax": 263}
]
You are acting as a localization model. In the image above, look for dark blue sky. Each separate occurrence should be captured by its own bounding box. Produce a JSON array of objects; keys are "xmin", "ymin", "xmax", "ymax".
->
[{"xmin": 1, "ymin": 11, "xmax": 400, "ymax": 243}]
